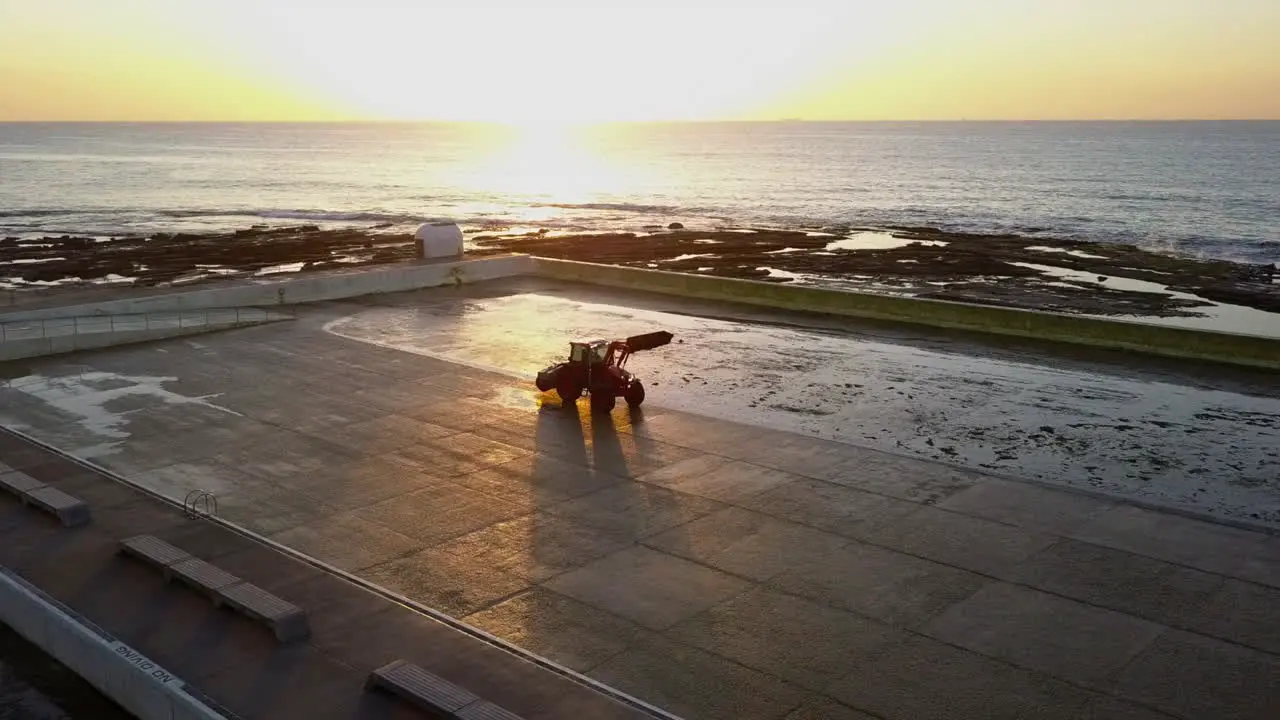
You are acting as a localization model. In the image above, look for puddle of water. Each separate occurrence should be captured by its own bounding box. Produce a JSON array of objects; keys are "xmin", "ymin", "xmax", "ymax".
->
[
  {"xmin": 0, "ymin": 258, "xmax": 66, "ymax": 265},
  {"xmin": 1026, "ymin": 245, "xmax": 1108, "ymax": 260},
  {"xmin": 826, "ymin": 231, "xmax": 948, "ymax": 252},
  {"xmin": 0, "ymin": 371, "xmax": 241, "ymax": 443},
  {"xmin": 756, "ymin": 267, "xmax": 804, "ymax": 280},
  {"xmin": 1008, "ymin": 261, "xmax": 1280, "ymax": 338},
  {"xmin": 254, "ymin": 262, "xmax": 306, "ymax": 277}
]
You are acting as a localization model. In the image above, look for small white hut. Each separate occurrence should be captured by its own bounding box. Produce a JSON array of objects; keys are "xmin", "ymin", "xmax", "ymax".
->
[{"xmin": 414, "ymin": 221, "xmax": 464, "ymax": 259}]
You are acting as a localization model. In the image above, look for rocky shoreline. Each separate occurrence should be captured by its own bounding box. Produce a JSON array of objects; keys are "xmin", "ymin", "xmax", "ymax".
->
[
  {"xmin": 473, "ymin": 225, "xmax": 1279, "ymax": 317},
  {"xmin": 2, "ymin": 223, "xmax": 1277, "ymax": 319}
]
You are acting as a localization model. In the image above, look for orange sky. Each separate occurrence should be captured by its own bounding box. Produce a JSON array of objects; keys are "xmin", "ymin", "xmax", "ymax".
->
[{"xmin": 1, "ymin": 0, "xmax": 1277, "ymax": 122}]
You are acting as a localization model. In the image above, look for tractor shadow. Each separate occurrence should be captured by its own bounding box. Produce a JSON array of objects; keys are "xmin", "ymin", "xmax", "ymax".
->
[{"xmin": 532, "ymin": 395, "xmax": 654, "ymax": 546}]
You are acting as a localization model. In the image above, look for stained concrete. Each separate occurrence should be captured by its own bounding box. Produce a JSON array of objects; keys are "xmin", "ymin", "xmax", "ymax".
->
[{"xmin": 1, "ymin": 278, "xmax": 1278, "ymax": 720}]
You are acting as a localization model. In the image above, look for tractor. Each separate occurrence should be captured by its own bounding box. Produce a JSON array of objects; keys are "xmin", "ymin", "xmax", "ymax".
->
[{"xmin": 535, "ymin": 331, "xmax": 674, "ymax": 412}]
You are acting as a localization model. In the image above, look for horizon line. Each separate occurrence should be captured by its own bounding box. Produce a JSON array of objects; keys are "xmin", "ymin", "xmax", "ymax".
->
[{"xmin": 1, "ymin": 118, "xmax": 1278, "ymax": 124}]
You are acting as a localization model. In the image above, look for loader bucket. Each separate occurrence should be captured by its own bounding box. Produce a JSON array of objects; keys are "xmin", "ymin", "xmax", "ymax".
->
[{"xmin": 625, "ymin": 331, "xmax": 674, "ymax": 352}]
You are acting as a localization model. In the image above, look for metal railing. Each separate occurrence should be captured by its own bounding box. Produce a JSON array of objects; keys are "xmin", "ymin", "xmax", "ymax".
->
[{"xmin": 0, "ymin": 306, "xmax": 295, "ymax": 343}]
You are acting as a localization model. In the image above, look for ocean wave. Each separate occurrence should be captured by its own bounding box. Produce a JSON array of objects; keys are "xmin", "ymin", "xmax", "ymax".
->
[
  {"xmin": 154, "ymin": 209, "xmax": 429, "ymax": 224},
  {"xmin": 528, "ymin": 202, "xmax": 682, "ymax": 214},
  {"xmin": 0, "ymin": 209, "xmax": 78, "ymax": 218}
]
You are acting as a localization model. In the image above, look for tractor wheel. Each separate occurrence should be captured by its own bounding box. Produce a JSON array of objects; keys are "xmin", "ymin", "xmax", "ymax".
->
[
  {"xmin": 625, "ymin": 380, "xmax": 646, "ymax": 407},
  {"xmin": 590, "ymin": 392, "xmax": 617, "ymax": 413},
  {"xmin": 557, "ymin": 380, "xmax": 582, "ymax": 405}
]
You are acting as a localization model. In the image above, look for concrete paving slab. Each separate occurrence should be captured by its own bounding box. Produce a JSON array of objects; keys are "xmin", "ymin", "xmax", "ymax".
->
[
  {"xmin": 1071, "ymin": 504, "xmax": 1270, "ymax": 579},
  {"xmin": 453, "ymin": 454, "xmax": 626, "ymax": 507},
  {"xmin": 269, "ymin": 511, "xmax": 425, "ymax": 573},
  {"xmin": 925, "ymin": 582, "xmax": 1165, "ymax": 687},
  {"xmin": 783, "ymin": 698, "xmax": 881, "ymax": 720},
  {"xmin": 360, "ymin": 546, "xmax": 531, "ymax": 618},
  {"xmin": 825, "ymin": 634, "xmax": 1095, "ymax": 720},
  {"xmin": 402, "ymin": 397, "xmax": 518, "ymax": 434},
  {"xmin": 938, "ymin": 476, "xmax": 1116, "ymax": 535},
  {"xmin": 305, "ymin": 413, "xmax": 462, "ymax": 456},
  {"xmin": 768, "ymin": 541, "xmax": 988, "ymax": 628},
  {"xmin": 817, "ymin": 450, "xmax": 984, "ymax": 505},
  {"xmin": 274, "ymin": 455, "xmax": 445, "ymax": 512},
  {"xmin": 434, "ymin": 512, "xmax": 633, "ymax": 583},
  {"xmin": 1078, "ymin": 696, "xmax": 1181, "ymax": 720},
  {"xmin": 668, "ymin": 587, "xmax": 903, "ymax": 692},
  {"xmin": 210, "ymin": 484, "xmax": 342, "ymax": 537},
  {"xmin": 545, "ymin": 546, "xmax": 750, "ymax": 631},
  {"xmin": 642, "ymin": 506, "xmax": 851, "ymax": 582},
  {"xmin": 591, "ymin": 635, "xmax": 809, "ymax": 720},
  {"xmin": 103, "ymin": 422, "xmax": 268, "ymax": 475},
  {"xmin": 1114, "ymin": 629, "xmax": 1280, "ymax": 720},
  {"xmin": 544, "ymin": 482, "xmax": 726, "ymax": 541},
  {"xmin": 1175, "ymin": 579, "xmax": 1280, "ymax": 654},
  {"xmin": 638, "ymin": 458, "xmax": 800, "ymax": 504},
  {"xmin": 351, "ymin": 483, "xmax": 529, "ymax": 547},
  {"xmin": 1235, "ymin": 536, "xmax": 1280, "ymax": 589},
  {"xmin": 130, "ymin": 460, "xmax": 267, "ymax": 503},
  {"xmin": 221, "ymin": 430, "xmax": 362, "ymax": 483},
  {"xmin": 738, "ymin": 478, "xmax": 920, "ymax": 542},
  {"xmin": 391, "ymin": 433, "xmax": 530, "ymax": 477},
  {"xmin": 727, "ymin": 434, "xmax": 864, "ymax": 480},
  {"xmin": 863, "ymin": 505, "xmax": 1057, "ymax": 577},
  {"xmin": 463, "ymin": 587, "xmax": 655, "ymax": 674},
  {"xmin": 1006, "ymin": 539, "xmax": 1227, "ymax": 627},
  {"xmin": 272, "ymin": 396, "xmax": 392, "ymax": 436},
  {"xmin": 576, "ymin": 426, "xmax": 708, "ymax": 480},
  {"xmin": 624, "ymin": 410, "xmax": 777, "ymax": 455}
]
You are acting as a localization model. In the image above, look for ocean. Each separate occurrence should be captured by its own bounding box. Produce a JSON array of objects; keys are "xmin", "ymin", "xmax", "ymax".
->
[{"xmin": 1, "ymin": 121, "xmax": 1277, "ymax": 265}]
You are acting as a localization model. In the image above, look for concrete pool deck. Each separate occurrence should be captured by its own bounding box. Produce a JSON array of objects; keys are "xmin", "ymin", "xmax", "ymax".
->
[{"xmin": 1, "ymin": 278, "xmax": 1278, "ymax": 719}]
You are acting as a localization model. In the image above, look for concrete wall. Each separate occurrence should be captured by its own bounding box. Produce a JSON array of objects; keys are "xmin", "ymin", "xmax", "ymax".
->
[
  {"xmin": 0, "ymin": 255, "xmax": 535, "ymax": 322},
  {"xmin": 0, "ymin": 318, "xmax": 290, "ymax": 362},
  {"xmin": 534, "ymin": 258, "xmax": 1280, "ymax": 370},
  {"xmin": 0, "ymin": 567, "xmax": 225, "ymax": 720}
]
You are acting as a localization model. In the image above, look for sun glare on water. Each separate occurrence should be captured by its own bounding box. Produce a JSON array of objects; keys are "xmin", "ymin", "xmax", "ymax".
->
[{"xmin": 455, "ymin": 124, "xmax": 649, "ymax": 210}]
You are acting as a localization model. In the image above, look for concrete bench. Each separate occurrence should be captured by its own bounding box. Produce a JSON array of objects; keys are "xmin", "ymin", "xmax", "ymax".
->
[
  {"xmin": 0, "ymin": 471, "xmax": 45, "ymax": 496},
  {"xmin": 169, "ymin": 558, "xmax": 241, "ymax": 594},
  {"xmin": 119, "ymin": 534, "xmax": 192, "ymax": 576},
  {"xmin": 0, "ymin": 472, "xmax": 91, "ymax": 527},
  {"xmin": 118, "ymin": 535, "xmax": 309, "ymax": 643},
  {"xmin": 214, "ymin": 582, "xmax": 310, "ymax": 642},
  {"xmin": 365, "ymin": 660, "xmax": 524, "ymax": 720}
]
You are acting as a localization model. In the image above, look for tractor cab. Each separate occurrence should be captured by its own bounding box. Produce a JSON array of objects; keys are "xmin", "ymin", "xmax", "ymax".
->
[{"xmin": 569, "ymin": 339, "xmax": 610, "ymax": 366}]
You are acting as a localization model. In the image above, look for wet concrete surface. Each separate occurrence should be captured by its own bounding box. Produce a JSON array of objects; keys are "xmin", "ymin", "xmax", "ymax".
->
[
  {"xmin": 1, "ymin": 277, "xmax": 1278, "ymax": 720},
  {"xmin": 0, "ymin": 622, "xmax": 134, "ymax": 720},
  {"xmin": 323, "ymin": 279, "xmax": 1280, "ymax": 527}
]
